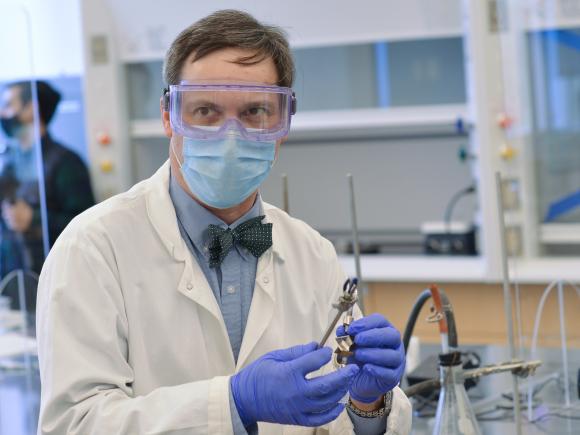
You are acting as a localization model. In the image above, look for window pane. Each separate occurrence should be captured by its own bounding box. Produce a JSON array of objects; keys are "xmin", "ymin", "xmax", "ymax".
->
[
  {"xmin": 293, "ymin": 44, "xmax": 378, "ymax": 111},
  {"xmin": 388, "ymin": 37, "xmax": 466, "ymax": 106},
  {"xmin": 292, "ymin": 37, "xmax": 466, "ymax": 111},
  {"xmin": 528, "ymin": 29, "xmax": 580, "ymax": 225},
  {"xmin": 126, "ymin": 61, "xmax": 164, "ymax": 120}
]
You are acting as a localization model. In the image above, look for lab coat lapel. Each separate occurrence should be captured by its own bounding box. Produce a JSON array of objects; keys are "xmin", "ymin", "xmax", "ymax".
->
[
  {"xmin": 146, "ymin": 161, "xmax": 222, "ymax": 319},
  {"xmin": 236, "ymin": 247, "xmax": 276, "ymax": 369},
  {"xmin": 179, "ymin": 257, "xmax": 229, "ymax": 332},
  {"xmin": 178, "ymin": 256, "xmax": 236, "ymax": 367},
  {"xmin": 146, "ymin": 161, "xmax": 234, "ymax": 364}
]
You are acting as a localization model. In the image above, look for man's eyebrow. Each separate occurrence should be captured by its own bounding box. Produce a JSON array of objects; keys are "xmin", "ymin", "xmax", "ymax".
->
[
  {"xmin": 238, "ymin": 100, "xmax": 276, "ymax": 110},
  {"xmin": 184, "ymin": 99, "xmax": 222, "ymax": 109}
]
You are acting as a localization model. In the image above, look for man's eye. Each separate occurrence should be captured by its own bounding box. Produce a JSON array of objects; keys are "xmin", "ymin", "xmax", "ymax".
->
[
  {"xmin": 195, "ymin": 107, "xmax": 214, "ymax": 116},
  {"xmin": 245, "ymin": 107, "xmax": 269, "ymax": 117}
]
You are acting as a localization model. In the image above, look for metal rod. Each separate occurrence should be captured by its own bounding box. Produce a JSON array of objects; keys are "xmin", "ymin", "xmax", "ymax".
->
[
  {"xmin": 16, "ymin": 269, "xmax": 28, "ymax": 334},
  {"xmin": 17, "ymin": 270, "xmax": 34, "ymax": 432},
  {"xmin": 404, "ymin": 359, "xmax": 542, "ymax": 398},
  {"xmin": 281, "ymin": 173, "xmax": 289, "ymax": 214},
  {"xmin": 513, "ymin": 276, "xmax": 524, "ymax": 356},
  {"xmin": 347, "ymin": 174, "xmax": 365, "ymax": 314},
  {"xmin": 495, "ymin": 171, "xmax": 523, "ymax": 435},
  {"xmin": 557, "ymin": 281, "xmax": 571, "ymax": 407},
  {"xmin": 319, "ymin": 310, "xmax": 345, "ymax": 348}
]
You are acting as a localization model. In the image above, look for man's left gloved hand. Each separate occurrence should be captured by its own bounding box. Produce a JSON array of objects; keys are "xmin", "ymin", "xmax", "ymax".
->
[{"xmin": 336, "ymin": 313, "xmax": 405, "ymax": 404}]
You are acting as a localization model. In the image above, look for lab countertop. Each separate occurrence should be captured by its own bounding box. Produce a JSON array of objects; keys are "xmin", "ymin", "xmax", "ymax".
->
[
  {"xmin": 339, "ymin": 255, "xmax": 487, "ymax": 283},
  {"xmin": 0, "ymin": 356, "xmax": 40, "ymax": 435},
  {"xmin": 338, "ymin": 254, "xmax": 580, "ymax": 284}
]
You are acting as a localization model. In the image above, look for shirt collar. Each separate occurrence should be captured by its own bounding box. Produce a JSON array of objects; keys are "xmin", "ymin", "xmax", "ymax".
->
[{"xmin": 169, "ymin": 169, "xmax": 263, "ymax": 253}]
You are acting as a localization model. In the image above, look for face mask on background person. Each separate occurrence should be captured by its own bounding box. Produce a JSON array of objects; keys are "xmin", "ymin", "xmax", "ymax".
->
[{"xmin": 0, "ymin": 112, "xmax": 24, "ymax": 138}]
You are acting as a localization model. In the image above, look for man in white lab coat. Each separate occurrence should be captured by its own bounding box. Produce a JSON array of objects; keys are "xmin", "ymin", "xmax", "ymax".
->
[{"xmin": 36, "ymin": 10, "xmax": 412, "ymax": 435}]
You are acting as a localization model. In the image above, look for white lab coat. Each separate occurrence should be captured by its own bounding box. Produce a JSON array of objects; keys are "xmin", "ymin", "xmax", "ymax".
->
[{"xmin": 36, "ymin": 161, "xmax": 412, "ymax": 435}]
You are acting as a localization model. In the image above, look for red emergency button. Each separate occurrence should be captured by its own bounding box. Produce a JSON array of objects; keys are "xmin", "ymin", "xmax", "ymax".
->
[
  {"xmin": 496, "ymin": 113, "xmax": 514, "ymax": 129},
  {"xmin": 97, "ymin": 131, "xmax": 112, "ymax": 146}
]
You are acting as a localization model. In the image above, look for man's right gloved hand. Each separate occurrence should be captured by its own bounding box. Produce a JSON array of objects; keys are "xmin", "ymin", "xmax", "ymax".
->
[{"xmin": 230, "ymin": 341, "xmax": 359, "ymax": 427}]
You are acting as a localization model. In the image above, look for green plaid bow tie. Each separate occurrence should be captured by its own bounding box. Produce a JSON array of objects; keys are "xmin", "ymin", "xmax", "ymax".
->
[{"xmin": 207, "ymin": 215, "xmax": 273, "ymax": 268}]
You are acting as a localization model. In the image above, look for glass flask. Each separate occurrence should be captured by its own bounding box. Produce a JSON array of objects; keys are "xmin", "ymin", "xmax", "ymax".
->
[{"xmin": 433, "ymin": 352, "xmax": 482, "ymax": 435}]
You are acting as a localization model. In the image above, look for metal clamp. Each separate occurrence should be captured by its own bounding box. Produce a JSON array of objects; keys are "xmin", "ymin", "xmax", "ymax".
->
[{"xmin": 318, "ymin": 278, "xmax": 359, "ymax": 369}]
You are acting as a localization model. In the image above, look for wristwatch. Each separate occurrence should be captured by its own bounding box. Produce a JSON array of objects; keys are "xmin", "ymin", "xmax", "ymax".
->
[{"xmin": 347, "ymin": 390, "xmax": 393, "ymax": 418}]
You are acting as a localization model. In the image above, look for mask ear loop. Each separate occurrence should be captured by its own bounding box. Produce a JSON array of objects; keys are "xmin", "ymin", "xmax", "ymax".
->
[
  {"xmin": 271, "ymin": 148, "xmax": 278, "ymax": 169},
  {"xmin": 170, "ymin": 140, "xmax": 183, "ymax": 169}
]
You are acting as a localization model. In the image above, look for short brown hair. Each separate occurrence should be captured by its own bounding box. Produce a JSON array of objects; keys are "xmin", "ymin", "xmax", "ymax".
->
[{"xmin": 163, "ymin": 10, "xmax": 294, "ymax": 87}]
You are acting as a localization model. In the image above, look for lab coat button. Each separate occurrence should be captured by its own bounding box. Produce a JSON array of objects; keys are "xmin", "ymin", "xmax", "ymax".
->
[
  {"xmin": 186, "ymin": 282, "xmax": 193, "ymax": 291},
  {"xmin": 262, "ymin": 276, "xmax": 269, "ymax": 284}
]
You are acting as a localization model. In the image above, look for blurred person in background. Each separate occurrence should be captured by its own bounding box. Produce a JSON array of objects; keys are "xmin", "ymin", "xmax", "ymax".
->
[{"xmin": 0, "ymin": 80, "xmax": 94, "ymax": 309}]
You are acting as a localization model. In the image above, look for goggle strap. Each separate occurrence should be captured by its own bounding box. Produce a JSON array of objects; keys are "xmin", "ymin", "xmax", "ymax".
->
[
  {"xmin": 162, "ymin": 88, "xmax": 170, "ymax": 111},
  {"xmin": 291, "ymin": 92, "xmax": 297, "ymax": 115}
]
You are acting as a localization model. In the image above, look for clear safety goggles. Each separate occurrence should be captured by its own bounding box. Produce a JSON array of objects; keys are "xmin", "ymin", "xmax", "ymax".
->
[{"xmin": 164, "ymin": 82, "xmax": 297, "ymax": 141}]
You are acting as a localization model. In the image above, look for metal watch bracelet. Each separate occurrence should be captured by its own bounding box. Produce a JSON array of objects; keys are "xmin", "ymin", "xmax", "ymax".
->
[{"xmin": 347, "ymin": 390, "xmax": 393, "ymax": 418}]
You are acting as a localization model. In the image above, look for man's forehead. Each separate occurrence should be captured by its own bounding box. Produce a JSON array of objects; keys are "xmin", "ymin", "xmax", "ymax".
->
[{"xmin": 181, "ymin": 48, "xmax": 278, "ymax": 85}]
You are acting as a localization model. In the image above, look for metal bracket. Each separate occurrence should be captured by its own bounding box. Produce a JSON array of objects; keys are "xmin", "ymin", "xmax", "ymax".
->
[{"xmin": 334, "ymin": 335, "xmax": 354, "ymax": 369}]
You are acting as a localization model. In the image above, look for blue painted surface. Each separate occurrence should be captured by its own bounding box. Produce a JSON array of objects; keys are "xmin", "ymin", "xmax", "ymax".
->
[
  {"xmin": 538, "ymin": 29, "xmax": 580, "ymax": 52},
  {"xmin": 545, "ymin": 189, "xmax": 580, "ymax": 222},
  {"xmin": 374, "ymin": 42, "xmax": 390, "ymax": 108}
]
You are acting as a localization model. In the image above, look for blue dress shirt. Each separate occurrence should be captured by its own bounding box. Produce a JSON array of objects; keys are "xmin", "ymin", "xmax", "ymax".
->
[{"xmin": 169, "ymin": 173, "xmax": 386, "ymax": 434}]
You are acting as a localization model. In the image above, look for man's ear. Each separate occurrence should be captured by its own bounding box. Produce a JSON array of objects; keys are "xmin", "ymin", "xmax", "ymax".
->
[{"xmin": 160, "ymin": 96, "xmax": 172, "ymax": 138}]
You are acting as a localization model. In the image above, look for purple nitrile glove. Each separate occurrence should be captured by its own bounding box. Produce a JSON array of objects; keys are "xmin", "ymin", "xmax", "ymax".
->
[
  {"xmin": 336, "ymin": 313, "xmax": 405, "ymax": 404},
  {"xmin": 230, "ymin": 342, "xmax": 359, "ymax": 427}
]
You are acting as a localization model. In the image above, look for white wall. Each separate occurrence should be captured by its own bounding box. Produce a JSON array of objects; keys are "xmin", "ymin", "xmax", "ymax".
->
[
  {"xmin": 103, "ymin": 0, "xmax": 462, "ymax": 62},
  {"xmin": 0, "ymin": 0, "xmax": 83, "ymax": 80}
]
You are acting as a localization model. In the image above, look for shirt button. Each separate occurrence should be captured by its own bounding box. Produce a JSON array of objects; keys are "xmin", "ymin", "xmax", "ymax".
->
[
  {"xmin": 262, "ymin": 276, "xmax": 270, "ymax": 284},
  {"xmin": 227, "ymin": 285, "xmax": 236, "ymax": 294},
  {"xmin": 186, "ymin": 282, "xmax": 193, "ymax": 291},
  {"xmin": 203, "ymin": 246, "xmax": 209, "ymax": 253}
]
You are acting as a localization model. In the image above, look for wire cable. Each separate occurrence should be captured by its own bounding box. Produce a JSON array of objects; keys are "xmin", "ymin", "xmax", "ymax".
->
[
  {"xmin": 402, "ymin": 289, "xmax": 431, "ymax": 355},
  {"xmin": 444, "ymin": 185, "xmax": 476, "ymax": 233}
]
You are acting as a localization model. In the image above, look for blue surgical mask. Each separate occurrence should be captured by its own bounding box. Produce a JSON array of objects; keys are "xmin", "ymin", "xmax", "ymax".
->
[{"xmin": 173, "ymin": 134, "xmax": 276, "ymax": 209}]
